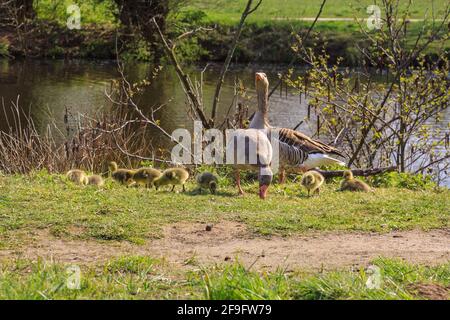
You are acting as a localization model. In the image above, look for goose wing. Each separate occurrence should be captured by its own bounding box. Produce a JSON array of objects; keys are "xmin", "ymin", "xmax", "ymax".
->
[{"xmin": 277, "ymin": 128, "xmax": 344, "ymax": 157}]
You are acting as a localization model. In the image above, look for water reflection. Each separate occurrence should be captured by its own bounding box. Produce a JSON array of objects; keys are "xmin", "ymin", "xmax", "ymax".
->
[{"xmin": 0, "ymin": 59, "xmax": 448, "ymax": 185}]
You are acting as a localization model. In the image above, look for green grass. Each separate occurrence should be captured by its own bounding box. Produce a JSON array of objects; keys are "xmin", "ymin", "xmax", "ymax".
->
[
  {"xmin": 188, "ymin": 0, "xmax": 448, "ymax": 22},
  {"xmin": 0, "ymin": 256, "xmax": 448, "ymax": 299},
  {"xmin": 0, "ymin": 171, "xmax": 448, "ymax": 300},
  {"xmin": 203, "ymin": 257, "xmax": 450, "ymax": 300},
  {"xmin": 34, "ymin": 0, "xmax": 118, "ymax": 26},
  {"xmin": 186, "ymin": 0, "xmax": 449, "ymax": 59},
  {"xmin": 0, "ymin": 171, "xmax": 448, "ymax": 246}
]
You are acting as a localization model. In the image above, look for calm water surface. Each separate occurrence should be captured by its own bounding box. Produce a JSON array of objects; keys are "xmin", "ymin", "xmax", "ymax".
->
[{"xmin": 0, "ymin": 59, "xmax": 448, "ymax": 184}]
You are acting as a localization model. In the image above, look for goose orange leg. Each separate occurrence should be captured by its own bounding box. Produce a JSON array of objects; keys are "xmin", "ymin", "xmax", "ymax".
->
[{"xmin": 235, "ymin": 169, "xmax": 245, "ymax": 196}]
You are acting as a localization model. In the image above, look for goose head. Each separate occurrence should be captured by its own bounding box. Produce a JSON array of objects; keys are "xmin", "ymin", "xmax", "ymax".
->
[
  {"xmin": 302, "ymin": 173, "xmax": 315, "ymax": 186},
  {"xmin": 343, "ymin": 170, "xmax": 353, "ymax": 180},
  {"xmin": 258, "ymin": 166, "xmax": 273, "ymax": 199},
  {"xmin": 255, "ymin": 72, "xmax": 269, "ymax": 91},
  {"xmin": 108, "ymin": 161, "xmax": 118, "ymax": 173},
  {"xmin": 255, "ymin": 73, "xmax": 269, "ymax": 111},
  {"xmin": 249, "ymin": 72, "xmax": 270, "ymax": 129}
]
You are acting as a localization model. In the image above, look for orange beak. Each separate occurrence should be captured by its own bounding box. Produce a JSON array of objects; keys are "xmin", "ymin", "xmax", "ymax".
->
[{"xmin": 259, "ymin": 184, "xmax": 269, "ymax": 199}]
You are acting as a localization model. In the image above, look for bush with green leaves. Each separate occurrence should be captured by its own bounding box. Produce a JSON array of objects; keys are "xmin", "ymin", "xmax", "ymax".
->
[{"xmin": 370, "ymin": 172, "xmax": 437, "ymax": 190}]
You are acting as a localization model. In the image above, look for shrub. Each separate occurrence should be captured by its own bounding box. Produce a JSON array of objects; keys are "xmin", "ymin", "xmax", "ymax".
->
[{"xmin": 370, "ymin": 172, "xmax": 437, "ymax": 190}]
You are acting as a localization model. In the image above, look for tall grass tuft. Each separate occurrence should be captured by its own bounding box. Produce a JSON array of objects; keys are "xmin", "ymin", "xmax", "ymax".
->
[{"xmin": 0, "ymin": 96, "xmax": 158, "ymax": 175}]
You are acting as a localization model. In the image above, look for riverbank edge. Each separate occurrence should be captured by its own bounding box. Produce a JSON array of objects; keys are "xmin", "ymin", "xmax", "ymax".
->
[{"xmin": 1, "ymin": 19, "xmax": 448, "ymax": 66}]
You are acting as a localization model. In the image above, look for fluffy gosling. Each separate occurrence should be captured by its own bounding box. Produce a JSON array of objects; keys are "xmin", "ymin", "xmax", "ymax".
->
[
  {"xmin": 108, "ymin": 161, "xmax": 135, "ymax": 186},
  {"xmin": 87, "ymin": 175, "xmax": 104, "ymax": 187},
  {"xmin": 340, "ymin": 170, "xmax": 373, "ymax": 192},
  {"xmin": 132, "ymin": 167, "xmax": 162, "ymax": 188},
  {"xmin": 66, "ymin": 169, "xmax": 88, "ymax": 185},
  {"xmin": 154, "ymin": 167, "xmax": 189, "ymax": 192},
  {"xmin": 300, "ymin": 170, "xmax": 325, "ymax": 196},
  {"xmin": 196, "ymin": 172, "xmax": 218, "ymax": 194}
]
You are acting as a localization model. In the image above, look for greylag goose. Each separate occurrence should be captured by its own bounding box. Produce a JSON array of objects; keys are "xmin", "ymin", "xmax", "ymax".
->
[
  {"xmin": 339, "ymin": 170, "xmax": 373, "ymax": 192},
  {"xmin": 132, "ymin": 167, "xmax": 162, "ymax": 188},
  {"xmin": 87, "ymin": 175, "xmax": 105, "ymax": 187},
  {"xmin": 250, "ymin": 72, "xmax": 345, "ymax": 181},
  {"xmin": 226, "ymin": 127, "xmax": 273, "ymax": 199},
  {"xmin": 108, "ymin": 161, "xmax": 136, "ymax": 186},
  {"xmin": 196, "ymin": 172, "xmax": 219, "ymax": 194},
  {"xmin": 300, "ymin": 170, "xmax": 325, "ymax": 196},
  {"xmin": 66, "ymin": 169, "xmax": 89, "ymax": 185},
  {"xmin": 154, "ymin": 167, "xmax": 189, "ymax": 192}
]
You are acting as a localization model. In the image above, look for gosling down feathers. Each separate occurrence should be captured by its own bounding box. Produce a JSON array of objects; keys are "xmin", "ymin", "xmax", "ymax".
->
[
  {"xmin": 300, "ymin": 170, "xmax": 325, "ymax": 196},
  {"xmin": 66, "ymin": 169, "xmax": 88, "ymax": 185},
  {"xmin": 108, "ymin": 161, "xmax": 135, "ymax": 186},
  {"xmin": 154, "ymin": 167, "xmax": 189, "ymax": 192},
  {"xmin": 132, "ymin": 167, "xmax": 162, "ymax": 188},
  {"xmin": 340, "ymin": 170, "xmax": 373, "ymax": 192},
  {"xmin": 87, "ymin": 175, "xmax": 104, "ymax": 187},
  {"xmin": 196, "ymin": 172, "xmax": 218, "ymax": 194}
]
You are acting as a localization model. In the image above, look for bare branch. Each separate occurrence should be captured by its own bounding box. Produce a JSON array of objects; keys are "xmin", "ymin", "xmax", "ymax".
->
[{"xmin": 211, "ymin": 0, "xmax": 263, "ymax": 126}]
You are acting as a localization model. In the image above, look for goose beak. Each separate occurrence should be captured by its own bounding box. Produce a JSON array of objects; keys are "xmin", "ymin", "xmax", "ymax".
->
[{"xmin": 259, "ymin": 184, "xmax": 269, "ymax": 199}]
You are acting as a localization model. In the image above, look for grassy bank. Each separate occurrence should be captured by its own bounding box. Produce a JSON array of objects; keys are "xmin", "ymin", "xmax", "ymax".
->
[
  {"xmin": 188, "ymin": 0, "xmax": 448, "ymax": 22},
  {"xmin": 0, "ymin": 0, "xmax": 447, "ymax": 64},
  {"xmin": 0, "ymin": 170, "xmax": 448, "ymax": 299},
  {"xmin": 0, "ymin": 256, "xmax": 448, "ymax": 299},
  {"xmin": 0, "ymin": 171, "xmax": 448, "ymax": 246}
]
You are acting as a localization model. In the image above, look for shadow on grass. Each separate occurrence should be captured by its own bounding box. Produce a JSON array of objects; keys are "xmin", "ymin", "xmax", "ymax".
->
[{"xmin": 185, "ymin": 188, "xmax": 237, "ymax": 197}]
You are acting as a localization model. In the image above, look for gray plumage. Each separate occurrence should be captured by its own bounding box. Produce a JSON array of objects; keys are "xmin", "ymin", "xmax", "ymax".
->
[{"xmin": 196, "ymin": 172, "xmax": 218, "ymax": 194}]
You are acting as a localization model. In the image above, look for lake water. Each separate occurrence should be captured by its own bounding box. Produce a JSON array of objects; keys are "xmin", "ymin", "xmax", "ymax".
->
[
  {"xmin": 0, "ymin": 59, "xmax": 448, "ymax": 185},
  {"xmin": 0, "ymin": 59, "xmax": 309, "ymax": 135}
]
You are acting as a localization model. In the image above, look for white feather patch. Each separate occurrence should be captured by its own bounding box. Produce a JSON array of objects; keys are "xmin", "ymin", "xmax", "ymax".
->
[{"xmin": 302, "ymin": 153, "xmax": 346, "ymax": 169}]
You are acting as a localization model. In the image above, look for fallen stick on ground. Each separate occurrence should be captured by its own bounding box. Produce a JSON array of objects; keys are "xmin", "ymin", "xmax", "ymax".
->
[{"xmin": 314, "ymin": 166, "xmax": 397, "ymax": 178}]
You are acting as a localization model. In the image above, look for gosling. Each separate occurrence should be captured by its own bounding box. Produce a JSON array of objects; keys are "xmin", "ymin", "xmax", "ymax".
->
[
  {"xmin": 87, "ymin": 175, "xmax": 104, "ymax": 187},
  {"xmin": 340, "ymin": 170, "xmax": 373, "ymax": 192},
  {"xmin": 300, "ymin": 170, "xmax": 325, "ymax": 197},
  {"xmin": 108, "ymin": 161, "xmax": 135, "ymax": 186},
  {"xmin": 66, "ymin": 169, "xmax": 88, "ymax": 185},
  {"xmin": 154, "ymin": 167, "xmax": 189, "ymax": 192},
  {"xmin": 196, "ymin": 172, "xmax": 218, "ymax": 194},
  {"xmin": 132, "ymin": 167, "xmax": 162, "ymax": 188}
]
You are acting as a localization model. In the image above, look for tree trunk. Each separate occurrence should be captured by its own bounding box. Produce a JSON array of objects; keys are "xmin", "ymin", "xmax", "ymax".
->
[
  {"xmin": 114, "ymin": 0, "xmax": 169, "ymax": 64},
  {"xmin": 314, "ymin": 166, "xmax": 397, "ymax": 179}
]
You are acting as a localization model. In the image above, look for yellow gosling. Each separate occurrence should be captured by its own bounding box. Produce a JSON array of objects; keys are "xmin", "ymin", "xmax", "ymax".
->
[
  {"xmin": 340, "ymin": 170, "xmax": 373, "ymax": 192},
  {"xmin": 108, "ymin": 161, "xmax": 135, "ymax": 186},
  {"xmin": 300, "ymin": 170, "xmax": 325, "ymax": 196},
  {"xmin": 154, "ymin": 167, "xmax": 189, "ymax": 192},
  {"xmin": 132, "ymin": 167, "xmax": 162, "ymax": 188},
  {"xmin": 196, "ymin": 172, "xmax": 218, "ymax": 194},
  {"xmin": 87, "ymin": 175, "xmax": 104, "ymax": 187},
  {"xmin": 66, "ymin": 169, "xmax": 88, "ymax": 185}
]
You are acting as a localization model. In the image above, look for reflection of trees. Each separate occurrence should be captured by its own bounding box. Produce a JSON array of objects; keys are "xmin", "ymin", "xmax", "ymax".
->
[{"xmin": 0, "ymin": 60, "xmax": 34, "ymax": 133}]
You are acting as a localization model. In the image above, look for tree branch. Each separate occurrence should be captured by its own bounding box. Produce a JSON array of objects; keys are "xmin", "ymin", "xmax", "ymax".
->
[{"xmin": 210, "ymin": 0, "xmax": 263, "ymax": 126}]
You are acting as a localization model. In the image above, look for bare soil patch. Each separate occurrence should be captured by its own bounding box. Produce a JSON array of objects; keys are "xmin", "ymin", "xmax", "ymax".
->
[
  {"xmin": 1, "ymin": 222, "xmax": 449, "ymax": 271},
  {"xmin": 406, "ymin": 283, "xmax": 449, "ymax": 300}
]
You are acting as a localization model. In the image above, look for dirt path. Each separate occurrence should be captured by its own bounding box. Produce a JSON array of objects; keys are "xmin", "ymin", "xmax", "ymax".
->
[{"xmin": 2, "ymin": 222, "xmax": 449, "ymax": 270}]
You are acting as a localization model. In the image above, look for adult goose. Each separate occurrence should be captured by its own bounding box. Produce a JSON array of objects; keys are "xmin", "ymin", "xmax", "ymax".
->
[
  {"xmin": 226, "ymin": 116, "xmax": 273, "ymax": 199},
  {"xmin": 250, "ymin": 72, "xmax": 345, "ymax": 181},
  {"xmin": 226, "ymin": 127, "xmax": 273, "ymax": 199}
]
